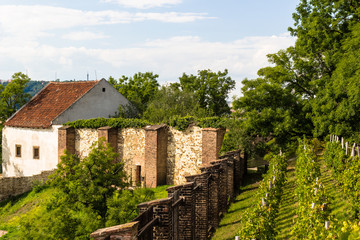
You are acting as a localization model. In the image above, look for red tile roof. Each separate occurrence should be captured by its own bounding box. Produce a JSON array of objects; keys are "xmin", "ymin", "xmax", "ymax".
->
[{"xmin": 4, "ymin": 81, "xmax": 99, "ymax": 128}]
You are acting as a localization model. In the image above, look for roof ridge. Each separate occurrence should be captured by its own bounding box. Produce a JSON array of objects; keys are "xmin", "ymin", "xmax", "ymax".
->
[{"xmin": 49, "ymin": 80, "xmax": 101, "ymax": 84}]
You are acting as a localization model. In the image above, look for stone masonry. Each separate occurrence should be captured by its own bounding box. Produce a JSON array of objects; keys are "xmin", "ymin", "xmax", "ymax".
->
[{"xmin": 60, "ymin": 125, "xmax": 226, "ymax": 187}]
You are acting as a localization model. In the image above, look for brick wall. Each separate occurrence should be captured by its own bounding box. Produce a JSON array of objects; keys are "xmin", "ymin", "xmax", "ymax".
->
[{"xmin": 90, "ymin": 150, "xmax": 246, "ymax": 240}]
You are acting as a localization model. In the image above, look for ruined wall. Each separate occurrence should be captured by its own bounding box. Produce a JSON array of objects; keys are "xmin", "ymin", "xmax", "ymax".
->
[
  {"xmin": 75, "ymin": 128, "xmax": 98, "ymax": 159},
  {"xmin": 167, "ymin": 126, "xmax": 202, "ymax": 185},
  {"xmin": 118, "ymin": 128, "xmax": 146, "ymax": 183},
  {"xmin": 72, "ymin": 125, "xmax": 222, "ymax": 186}
]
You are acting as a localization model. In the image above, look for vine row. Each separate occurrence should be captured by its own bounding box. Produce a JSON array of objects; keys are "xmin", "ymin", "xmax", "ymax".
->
[{"xmin": 237, "ymin": 153, "xmax": 287, "ymax": 239}]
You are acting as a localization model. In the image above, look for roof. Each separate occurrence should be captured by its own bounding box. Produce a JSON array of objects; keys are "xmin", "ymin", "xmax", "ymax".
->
[{"xmin": 4, "ymin": 80, "xmax": 100, "ymax": 128}]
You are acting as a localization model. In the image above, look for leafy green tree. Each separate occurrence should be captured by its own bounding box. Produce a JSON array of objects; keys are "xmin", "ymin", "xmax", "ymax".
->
[
  {"xmin": 51, "ymin": 139, "xmax": 128, "ymax": 220},
  {"xmin": 232, "ymin": 0, "xmax": 360, "ymax": 149},
  {"xmin": 0, "ymin": 72, "xmax": 31, "ymax": 172},
  {"xmin": 179, "ymin": 69, "xmax": 235, "ymax": 116},
  {"xmin": 109, "ymin": 72, "xmax": 160, "ymax": 116},
  {"xmin": 0, "ymin": 72, "xmax": 31, "ymax": 122},
  {"xmin": 143, "ymin": 84, "xmax": 212, "ymax": 123},
  {"xmin": 311, "ymin": 22, "xmax": 360, "ymax": 140}
]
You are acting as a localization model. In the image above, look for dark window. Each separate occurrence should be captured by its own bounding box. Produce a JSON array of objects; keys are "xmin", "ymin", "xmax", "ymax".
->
[
  {"xmin": 102, "ymin": 88, "xmax": 106, "ymax": 92},
  {"xmin": 33, "ymin": 146, "xmax": 40, "ymax": 159},
  {"xmin": 15, "ymin": 145, "xmax": 21, "ymax": 157}
]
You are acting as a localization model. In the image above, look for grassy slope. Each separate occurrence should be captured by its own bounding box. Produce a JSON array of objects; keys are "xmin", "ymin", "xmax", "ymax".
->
[
  {"xmin": 0, "ymin": 185, "xmax": 170, "ymax": 239},
  {"xmin": 212, "ymin": 170, "xmax": 263, "ymax": 240},
  {"xmin": 0, "ymin": 187, "xmax": 57, "ymax": 239},
  {"xmin": 213, "ymin": 154, "xmax": 352, "ymax": 240}
]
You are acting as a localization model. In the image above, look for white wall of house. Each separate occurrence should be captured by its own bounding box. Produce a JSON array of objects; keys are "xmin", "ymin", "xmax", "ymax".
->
[
  {"xmin": 2, "ymin": 125, "xmax": 61, "ymax": 177},
  {"xmin": 53, "ymin": 79, "xmax": 130, "ymax": 124}
]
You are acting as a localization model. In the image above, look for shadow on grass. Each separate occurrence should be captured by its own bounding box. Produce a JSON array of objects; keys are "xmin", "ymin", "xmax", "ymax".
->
[{"xmin": 211, "ymin": 170, "xmax": 264, "ymax": 240}]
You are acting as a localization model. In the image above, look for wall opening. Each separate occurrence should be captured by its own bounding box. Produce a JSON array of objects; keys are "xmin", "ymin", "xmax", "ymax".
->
[{"xmin": 135, "ymin": 165, "xmax": 141, "ymax": 185}]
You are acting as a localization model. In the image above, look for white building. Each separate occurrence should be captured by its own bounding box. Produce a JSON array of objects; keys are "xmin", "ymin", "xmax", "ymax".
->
[{"xmin": 2, "ymin": 79, "xmax": 130, "ymax": 177}]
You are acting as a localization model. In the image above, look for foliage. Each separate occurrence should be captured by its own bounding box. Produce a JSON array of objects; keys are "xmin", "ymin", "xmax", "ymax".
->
[
  {"xmin": 65, "ymin": 115, "xmax": 228, "ymax": 132},
  {"xmin": 178, "ymin": 69, "xmax": 235, "ymax": 116},
  {"xmin": 2, "ymin": 141, "xmax": 161, "ymax": 239},
  {"xmin": 109, "ymin": 72, "xmax": 160, "ymax": 116},
  {"xmin": 324, "ymin": 141, "xmax": 360, "ymax": 219},
  {"xmin": 50, "ymin": 140, "xmax": 128, "ymax": 219},
  {"xmin": 292, "ymin": 139, "xmax": 336, "ymax": 239},
  {"xmin": 143, "ymin": 84, "xmax": 212, "ymax": 123},
  {"xmin": 232, "ymin": 0, "xmax": 360, "ymax": 149},
  {"xmin": 105, "ymin": 188, "xmax": 154, "ymax": 227},
  {"xmin": 311, "ymin": 22, "xmax": 360, "ymax": 140},
  {"xmin": 237, "ymin": 153, "xmax": 287, "ymax": 239},
  {"xmin": 0, "ymin": 72, "xmax": 31, "ymax": 123},
  {"xmin": 65, "ymin": 117, "xmax": 151, "ymax": 129}
]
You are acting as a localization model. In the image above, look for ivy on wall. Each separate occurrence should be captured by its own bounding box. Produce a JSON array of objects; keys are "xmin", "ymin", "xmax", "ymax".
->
[{"xmin": 65, "ymin": 116, "xmax": 228, "ymax": 131}]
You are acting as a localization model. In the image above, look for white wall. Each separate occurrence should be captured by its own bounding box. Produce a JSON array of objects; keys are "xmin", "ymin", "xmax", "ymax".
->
[
  {"xmin": 53, "ymin": 79, "xmax": 131, "ymax": 124},
  {"xmin": 2, "ymin": 125, "xmax": 61, "ymax": 177}
]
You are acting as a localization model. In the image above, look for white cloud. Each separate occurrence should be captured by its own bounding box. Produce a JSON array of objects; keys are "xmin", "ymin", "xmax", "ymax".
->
[
  {"xmin": 0, "ymin": 5, "xmax": 212, "ymax": 41},
  {"xmin": 62, "ymin": 31, "xmax": 109, "ymax": 41},
  {"xmin": 101, "ymin": 0, "xmax": 182, "ymax": 9},
  {"xmin": 0, "ymin": 33, "xmax": 295, "ymax": 97}
]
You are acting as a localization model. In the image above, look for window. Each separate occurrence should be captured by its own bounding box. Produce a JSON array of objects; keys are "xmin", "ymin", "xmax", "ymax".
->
[
  {"xmin": 33, "ymin": 146, "xmax": 40, "ymax": 159},
  {"xmin": 15, "ymin": 145, "xmax": 21, "ymax": 157},
  {"xmin": 102, "ymin": 87, "xmax": 106, "ymax": 92}
]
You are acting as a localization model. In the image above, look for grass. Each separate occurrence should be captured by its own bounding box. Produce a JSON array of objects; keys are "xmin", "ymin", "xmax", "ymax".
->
[
  {"xmin": 0, "ymin": 184, "xmax": 169, "ymax": 239},
  {"xmin": 213, "ymin": 154, "xmax": 353, "ymax": 240},
  {"xmin": 211, "ymin": 170, "xmax": 263, "ymax": 240}
]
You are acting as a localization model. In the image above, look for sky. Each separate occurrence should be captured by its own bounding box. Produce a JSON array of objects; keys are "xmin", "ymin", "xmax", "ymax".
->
[{"xmin": 0, "ymin": 0, "xmax": 299, "ymax": 96}]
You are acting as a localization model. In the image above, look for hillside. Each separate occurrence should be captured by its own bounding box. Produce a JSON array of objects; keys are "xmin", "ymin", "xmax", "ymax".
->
[{"xmin": 0, "ymin": 184, "xmax": 169, "ymax": 239}]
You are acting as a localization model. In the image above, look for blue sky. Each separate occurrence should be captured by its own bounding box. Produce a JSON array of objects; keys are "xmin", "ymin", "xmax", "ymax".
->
[{"xmin": 0, "ymin": 0, "xmax": 299, "ymax": 96}]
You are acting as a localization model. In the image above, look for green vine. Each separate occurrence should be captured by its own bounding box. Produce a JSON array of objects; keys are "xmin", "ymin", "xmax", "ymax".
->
[
  {"xmin": 65, "ymin": 116, "xmax": 228, "ymax": 131},
  {"xmin": 237, "ymin": 153, "xmax": 288, "ymax": 239}
]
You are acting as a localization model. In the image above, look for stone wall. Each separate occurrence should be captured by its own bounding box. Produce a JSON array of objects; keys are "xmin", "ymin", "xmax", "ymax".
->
[
  {"xmin": 90, "ymin": 150, "xmax": 245, "ymax": 240},
  {"xmin": 0, "ymin": 170, "xmax": 54, "ymax": 201},
  {"xmin": 118, "ymin": 128, "xmax": 146, "ymax": 184},
  {"xmin": 167, "ymin": 126, "xmax": 202, "ymax": 185},
  {"xmin": 66, "ymin": 125, "xmax": 225, "ymax": 186},
  {"xmin": 75, "ymin": 128, "xmax": 98, "ymax": 159}
]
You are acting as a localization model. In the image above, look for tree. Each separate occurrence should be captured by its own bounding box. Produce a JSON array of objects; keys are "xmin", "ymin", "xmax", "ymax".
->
[
  {"xmin": 179, "ymin": 69, "xmax": 235, "ymax": 116},
  {"xmin": 143, "ymin": 84, "xmax": 212, "ymax": 123},
  {"xmin": 51, "ymin": 139, "xmax": 128, "ymax": 220},
  {"xmin": 109, "ymin": 72, "xmax": 160, "ymax": 116},
  {"xmin": 0, "ymin": 72, "xmax": 31, "ymax": 122},
  {"xmin": 232, "ymin": 0, "xmax": 360, "ymax": 150},
  {"xmin": 311, "ymin": 22, "xmax": 360, "ymax": 140}
]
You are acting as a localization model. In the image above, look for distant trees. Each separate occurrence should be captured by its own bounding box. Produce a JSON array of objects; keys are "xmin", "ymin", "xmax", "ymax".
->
[
  {"xmin": 109, "ymin": 72, "xmax": 160, "ymax": 117},
  {"xmin": 109, "ymin": 69, "xmax": 235, "ymax": 121},
  {"xmin": 179, "ymin": 69, "xmax": 235, "ymax": 116}
]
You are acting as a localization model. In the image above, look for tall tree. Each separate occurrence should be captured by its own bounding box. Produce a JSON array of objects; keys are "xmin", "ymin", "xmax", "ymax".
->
[
  {"xmin": 233, "ymin": 0, "xmax": 360, "ymax": 149},
  {"xmin": 179, "ymin": 69, "xmax": 235, "ymax": 116},
  {"xmin": 109, "ymin": 72, "xmax": 159, "ymax": 116}
]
